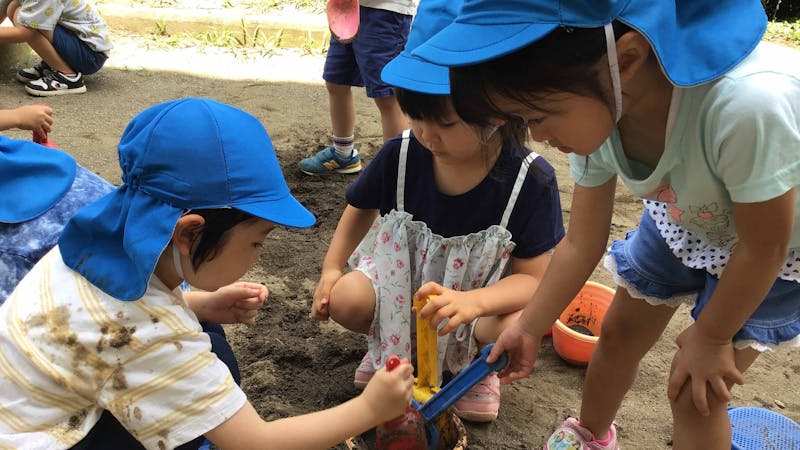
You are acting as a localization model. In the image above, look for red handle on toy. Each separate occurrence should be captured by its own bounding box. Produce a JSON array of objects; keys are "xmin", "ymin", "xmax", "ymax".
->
[
  {"xmin": 385, "ymin": 355, "xmax": 400, "ymax": 372},
  {"xmin": 32, "ymin": 131, "xmax": 58, "ymax": 148},
  {"xmin": 375, "ymin": 354, "xmax": 428, "ymax": 450}
]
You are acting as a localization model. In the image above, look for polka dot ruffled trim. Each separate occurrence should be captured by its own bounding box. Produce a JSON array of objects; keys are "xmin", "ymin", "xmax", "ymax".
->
[{"xmin": 644, "ymin": 201, "xmax": 800, "ymax": 283}]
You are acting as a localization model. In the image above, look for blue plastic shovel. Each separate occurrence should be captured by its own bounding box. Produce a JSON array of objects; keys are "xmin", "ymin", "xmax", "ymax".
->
[{"xmin": 416, "ymin": 344, "xmax": 508, "ymax": 450}]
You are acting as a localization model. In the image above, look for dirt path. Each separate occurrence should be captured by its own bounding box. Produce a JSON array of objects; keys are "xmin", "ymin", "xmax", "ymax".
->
[{"xmin": 2, "ymin": 31, "xmax": 797, "ymax": 449}]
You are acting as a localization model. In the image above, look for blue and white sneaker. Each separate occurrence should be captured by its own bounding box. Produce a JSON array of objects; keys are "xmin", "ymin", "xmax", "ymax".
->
[{"xmin": 299, "ymin": 146, "xmax": 362, "ymax": 175}]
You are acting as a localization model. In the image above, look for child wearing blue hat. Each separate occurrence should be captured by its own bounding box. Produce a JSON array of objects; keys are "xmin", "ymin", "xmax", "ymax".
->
[
  {"xmin": 309, "ymin": 0, "xmax": 564, "ymax": 423},
  {"xmin": 413, "ymin": 0, "xmax": 800, "ymax": 448},
  {"xmin": 0, "ymin": 135, "xmax": 113, "ymax": 303},
  {"xmin": 0, "ymin": 98, "xmax": 414, "ymax": 450}
]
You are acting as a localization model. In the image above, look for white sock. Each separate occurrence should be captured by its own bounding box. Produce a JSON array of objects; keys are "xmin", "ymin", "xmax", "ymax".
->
[
  {"xmin": 331, "ymin": 135, "xmax": 354, "ymax": 159},
  {"xmin": 59, "ymin": 72, "xmax": 80, "ymax": 80}
]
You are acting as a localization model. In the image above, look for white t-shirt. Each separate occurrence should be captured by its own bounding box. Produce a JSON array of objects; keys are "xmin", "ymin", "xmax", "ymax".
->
[
  {"xmin": 361, "ymin": 0, "xmax": 418, "ymax": 16},
  {"xmin": 16, "ymin": 0, "xmax": 112, "ymax": 54},
  {"xmin": 0, "ymin": 248, "xmax": 246, "ymax": 450}
]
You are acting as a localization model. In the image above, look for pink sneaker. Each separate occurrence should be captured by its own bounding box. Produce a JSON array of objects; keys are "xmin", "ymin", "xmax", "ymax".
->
[
  {"xmin": 452, "ymin": 372, "xmax": 501, "ymax": 422},
  {"xmin": 353, "ymin": 353, "xmax": 376, "ymax": 389},
  {"xmin": 545, "ymin": 418, "xmax": 619, "ymax": 450}
]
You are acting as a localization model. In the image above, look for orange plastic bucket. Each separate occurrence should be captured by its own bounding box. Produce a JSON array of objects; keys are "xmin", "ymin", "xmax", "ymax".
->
[{"xmin": 552, "ymin": 281, "xmax": 615, "ymax": 366}]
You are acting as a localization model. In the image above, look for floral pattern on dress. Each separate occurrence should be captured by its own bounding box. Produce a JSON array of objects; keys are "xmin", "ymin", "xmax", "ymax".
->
[{"xmin": 349, "ymin": 209, "xmax": 515, "ymax": 382}]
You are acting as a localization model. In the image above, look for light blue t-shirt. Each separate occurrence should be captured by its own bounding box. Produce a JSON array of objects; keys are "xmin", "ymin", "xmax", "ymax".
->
[{"xmin": 570, "ymin": 42, "xmax": 800, "ymax": 250}]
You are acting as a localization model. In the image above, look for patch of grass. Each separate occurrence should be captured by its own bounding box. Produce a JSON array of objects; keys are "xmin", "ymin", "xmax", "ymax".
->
[
  {"xmin": 765, "ymin": 19, "xmax": 800, "ymax": 47},
  {"xmin": 95, "ymin": 0, "xmax": 325, "ymax": 14}
]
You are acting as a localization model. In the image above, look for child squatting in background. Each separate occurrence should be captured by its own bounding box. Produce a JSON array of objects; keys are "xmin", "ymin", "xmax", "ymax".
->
[
  {"xmin": 310, "ymin": 0, "xmax": 564, "ymax": 423},
  {"xmin": 0, "ymin": 98, "xmax": 414, "ymax": 450},
  {"xmin": 0, "ymin": 0, "xmax": 111, "ymax": 96},
  {"xmin": 413, "ymin": 0, "xmax": 800, "ymax": 448}
]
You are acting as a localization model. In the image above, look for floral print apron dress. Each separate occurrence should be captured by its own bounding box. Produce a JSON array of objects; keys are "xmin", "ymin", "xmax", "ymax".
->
[{"xmin": 349, "ymin": 130, "xmax": 539, "ymax": 381}]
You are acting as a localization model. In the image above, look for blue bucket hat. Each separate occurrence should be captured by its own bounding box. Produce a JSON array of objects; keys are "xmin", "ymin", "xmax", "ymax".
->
[
  {"xmin": 0, "ymin": 136, "xmax": 76, "ymax": 223},
  {"xmin": 413, "ymin": 0, "xmax": 767, "ymax": 87},
  {"xmin": 59, "ymin": 98, "xmax": 316, "ymax": 301},
  {"xmin": 380, "ymin": 0, "xmax": 462, "ymax": 94}
]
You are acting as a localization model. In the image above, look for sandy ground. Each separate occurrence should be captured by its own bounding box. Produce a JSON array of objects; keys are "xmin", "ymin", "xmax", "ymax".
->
[{"xmin": 1, "ymin": 31, "xmax": 798, "ymax": 449}]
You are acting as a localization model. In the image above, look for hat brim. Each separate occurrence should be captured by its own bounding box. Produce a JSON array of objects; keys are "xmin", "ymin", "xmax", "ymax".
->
[
  {"xmin": 237, "ymin": 193, "xmax": 316, "ymax": 229},
  {"xmin": 0, "ymin": 138, "xmax": 76, "ymax": 223},
  {"xmin": 413, "ymin": 21, "xmax": 557, "ymax": 67},
  {"xmin": 382, "ymin": 53, "xmax": 450, "ymax": 95}
]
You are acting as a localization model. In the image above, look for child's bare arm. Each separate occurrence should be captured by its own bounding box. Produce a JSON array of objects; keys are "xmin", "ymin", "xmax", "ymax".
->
[
  {"xmin": 416, "ymin": 252, "xmax": 550, "ymax": 335},
  {"xmin": 311, "ymin": 205, "xmax": 378, "ymax": 320},
  {"xmin": 0, "ymin": 5, "xmax": 35, "ymax": 44},
  {"xmin": 205, "ymin": 360, "xmax": 414, "ymax": 450},
  {"xmin": 184, "ymin": 282, "xmax": 267, "ymax": 325},
  {"xmin": 0, "ymin": 105, "xmax": 53, "ymax": 134}
]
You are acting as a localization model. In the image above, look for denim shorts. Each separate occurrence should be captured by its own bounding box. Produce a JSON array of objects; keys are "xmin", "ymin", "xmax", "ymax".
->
[
  {"xmin": 53, "ymin": 25, "xmax": 107, "ymax": 75},
  {"xmin": 607, "ymin": 211, "xmax": 800, "ymax": 350},
  {"xmin": 322, "ymin": 6, "xmax": 411, "ymax": 98}
]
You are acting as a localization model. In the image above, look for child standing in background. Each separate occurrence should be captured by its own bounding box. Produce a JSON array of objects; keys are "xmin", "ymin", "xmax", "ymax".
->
[
  {"xmin": 298, "ymin": 0, "xmax": 416, "ymax": 175},
  {"xmin": 0, "ymin": 98, "xmax": 414, "ymax": 450},
  {"xmin": 310, "ymin": 0, "xmax": 564, "ymax": 423},
  {"xmin": 413, "ymin": 0, "xmax": 800, "ymax": 448},
  {"xmin": 0, "ymin": 0, "xmax": 111, "ymax": 96}
]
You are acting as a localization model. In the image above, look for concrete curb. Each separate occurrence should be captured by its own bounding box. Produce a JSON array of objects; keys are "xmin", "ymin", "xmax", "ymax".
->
[{"xmin": 98, "ymin": 4, "xmax": 332, "ymax": 51}]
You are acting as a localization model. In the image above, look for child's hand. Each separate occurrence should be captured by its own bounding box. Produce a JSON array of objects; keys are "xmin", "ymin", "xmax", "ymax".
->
[
  {"xmin": 489, "ymin": 321, "xmax": 541, "ymax": 384},
  {"xmin": 201, "ymin": 282, "xmax": 268, "ymax": 325},
  {"xmin": 14, "ymin": 104, "xmax": 53, "ymax": 135},
  {"xmin": 360, "ymin": 358, "xmax": 414, "ymax": 423},
  {"xmin": 310, "ymin": 269, "xmax": 342, "ymax": 321},
  {"xmin": 415, "ymin": 282, "xmax": 482, "ymax": 335},
  {"xmin": 667, "ymin": 323, "xmax": 745, "ymax": 416}
]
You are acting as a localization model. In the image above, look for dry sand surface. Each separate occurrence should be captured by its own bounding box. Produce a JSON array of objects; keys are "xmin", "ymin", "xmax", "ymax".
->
[{"xmin": 2, "ymin": 30, "xmax": 797, "ymax": 449}]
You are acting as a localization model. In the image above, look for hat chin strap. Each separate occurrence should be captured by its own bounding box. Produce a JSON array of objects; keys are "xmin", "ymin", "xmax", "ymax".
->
[
  {"xmin": 604, "ymin": 23, "xmax": 622, "ymax": 123},
  {"xmin": 172, "ymin": 244, "xmax": 185, "ymax": 280}
]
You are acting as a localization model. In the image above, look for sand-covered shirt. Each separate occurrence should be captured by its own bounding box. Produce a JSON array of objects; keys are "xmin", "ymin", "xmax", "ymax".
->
[
  {"xmin": 0, "ymin": 248, "xmax": 246, "ymax": 450},
  {"xmin": 16, "ymin": 0, "xmax": 112, "ymax": 54}
]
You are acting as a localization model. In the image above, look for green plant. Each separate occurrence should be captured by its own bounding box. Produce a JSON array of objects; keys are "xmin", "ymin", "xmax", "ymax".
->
[
  {"xmin": 154, "ymin": 18, "xmax": 168, "ymax": 36},
  {"xmin": 765, "ymin": 19, "xmax": 800, "ymax": 47}
]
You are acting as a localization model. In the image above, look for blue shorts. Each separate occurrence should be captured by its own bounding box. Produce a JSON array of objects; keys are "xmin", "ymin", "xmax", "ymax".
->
[
  {"xmin": 53, "ymin": 25, "xmax": 107, "ymax": 75},
  {"xmin": 607, "ymin": 211, "xmax": 800, "ymax": 349},
  {"xmin": 322, "ymin": 6, "xmax": 411, "ymax": 98}
]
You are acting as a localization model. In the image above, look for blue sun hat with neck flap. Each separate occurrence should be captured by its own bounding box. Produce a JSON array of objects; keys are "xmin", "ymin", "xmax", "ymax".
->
[
  {"xmin": 59, "ymin": 97, "xmax": 316, "ymax": 301},
  {"xmin": 0, "ymin": 136, "xmax": 77, "ymax": 223},
  {"xmin": 380, "ymin": 0, "xmax": 462, "ymax": 94},
  {"xmin": 412, "ymin": 0, "xmax": 768, "ymax": 88}
]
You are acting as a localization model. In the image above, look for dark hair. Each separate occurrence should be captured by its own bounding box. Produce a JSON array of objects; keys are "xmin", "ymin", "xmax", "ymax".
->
[
  {"xmin": 394, "ymin": 87, "xmax": 528, "ymax": 164},
  {"xmin": 449, "ymin": 21, "xmax": 632, "ymax": 134},
  {"xmin": 394, "ymin": 87, "xmax": 454, "ymax": 124},
  {"xmin": 188, "ymin": 208, "xmax": 256, "ymax": 271}
]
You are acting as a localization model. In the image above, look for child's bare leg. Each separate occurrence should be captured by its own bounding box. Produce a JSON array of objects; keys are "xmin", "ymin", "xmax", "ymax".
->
[
  {"xmin": 10, "ymin": 8, "xmax": 73, "ymax": 73},
  {"xmin": 579, "ymin": 287, "xmax": 677, "ymax": 439},
  {"xmin": 328, "ymin": 270, "xmax": 375, "ymax": 334},
  {"xmin": 373, "ymin": 95, "xmax": 407, "ymax": 141},
  {"xmin": 474, "ymin": 311, "xmax": 522, "ymax": 346},
  {"xmin": 326, "ymin": 81, "xmax": 355, "ymax": 138},
  {"xmin": 670, "ymin": 347, "xmax": 759, "ymax": 450},
  {"xmin": 3, "ymin": 0, "xmax": 18, "ymax": 23}
]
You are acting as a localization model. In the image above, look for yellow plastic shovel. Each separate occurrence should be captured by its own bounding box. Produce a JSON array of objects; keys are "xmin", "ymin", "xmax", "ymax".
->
[{"xmin": 413, "ymin": 295, "xmax": 440, "ymax": 404}]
